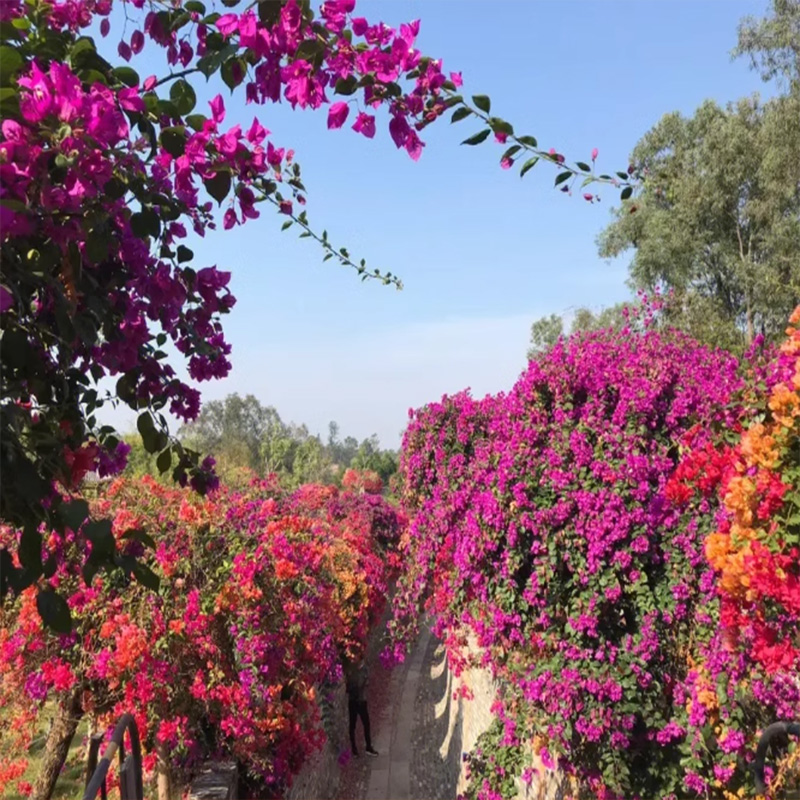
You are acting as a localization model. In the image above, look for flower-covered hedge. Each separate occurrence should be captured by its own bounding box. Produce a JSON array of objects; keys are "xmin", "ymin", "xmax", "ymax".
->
[
  {"xmin": 392, "ymin": 319, "xmax": 800, "ymax": 800},
  {"xmin": 705, "ymin": 309, "xmax": 800, "ymax": 674},
  {"xmin": 0, "ymin": 473, "xmax": 405, "ymax": 797}
]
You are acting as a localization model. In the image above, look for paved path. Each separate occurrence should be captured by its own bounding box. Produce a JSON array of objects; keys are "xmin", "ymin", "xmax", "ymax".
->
[
  {"xmin": 336, "ymin": 621, "xmax": 462, "ymax": 800},
  {"xmin": 364, "ymin": 624, "xmax": 431, "ymax": 800}
]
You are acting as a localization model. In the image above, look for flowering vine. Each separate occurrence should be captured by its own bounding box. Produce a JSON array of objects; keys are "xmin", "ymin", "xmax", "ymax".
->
[
  {"xmin": 391, "ymin": 309, "xmax": 800, "ymax": 799},
  {"xmin": 0, "ymin": 0, "xmax": 637, "ymax": 627}
]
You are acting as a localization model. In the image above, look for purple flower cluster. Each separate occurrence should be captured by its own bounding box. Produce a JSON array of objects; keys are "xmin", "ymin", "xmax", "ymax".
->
[{"xmin": 389, "ymin": 325, "xmax": 798, "ymax": 798}]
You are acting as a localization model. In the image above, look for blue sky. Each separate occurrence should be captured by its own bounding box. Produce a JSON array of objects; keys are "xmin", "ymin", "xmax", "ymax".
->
[{"xmin": 101, "ymin": 0, "xmax": 772, "ymax": 448}]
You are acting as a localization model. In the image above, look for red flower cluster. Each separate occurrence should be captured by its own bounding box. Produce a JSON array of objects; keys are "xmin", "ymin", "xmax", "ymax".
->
[
  {"xmin": 665, "ymin": 437, "xmax": 735, "ymax": 505},
  {"xmin": 0, "ymin": 472, "xmax": 405, "ymax": 795}
]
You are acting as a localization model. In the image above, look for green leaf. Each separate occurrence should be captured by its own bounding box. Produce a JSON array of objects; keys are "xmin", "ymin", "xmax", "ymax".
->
[
  {"xmin": 37, "ymin": 589, "xmax": 72, "ymax": 633},
  {"xmin": 204, "ymin": 170, "xmax": 232, "ymax": 204},
  {"xmin": 196, "ymin": 43, "xmax": 237, "ymax": 78},
  {"xmin": 519, "ymin": 156, "xmax": 539, "ymax": 178},
  {"xmin": 86, "ymin": 226, "xmax": 110, "ymax": 262},
  {"xmin": 576, "ymin": 161, "xmax": 591, "ymax": 172},
  {"xmin": 257, "ymin": 0, "xmax": 282, "ymax": 26},
  {"xmin": 160, "ymin": 125, "xmax": 187, "ymax": 157},
  {"xmin": 84, "ymin": 519, "xmax": 115, "ymax": 557},
  {"xmin": 334, "ymin": 75, "xmax": 358, "ymax": 95},
  {"xmin": 555, "ymin": 171, "xmax": 572, "ymax": 186},
  {"xmin": 488, "ymin": 117, "xmax": 514, "ymax": 136},
  {"xmin": 42, "ymin": 553, "xmax": 58, "ymax": 580},
  {"xmin": 130, "ymin": 207, "xmax": 161, "ymax": 239},
  {"xmin": 621, "ymin": 186, "xmax": 633, "ymax": 200},
  {"xmin": 19, "ymin": 526, "xmax": 43, "ymax": 573},
  {"xmin": 185, "ymin": 113, "xmax": 207, "ymax": 131},
  {"xmin": 176, "ymin": 245, "xmax": 193, "ymax": 263},
  {"xmin": 137, "ymin": 412, "xmax": 163, "ymax": 453},
  {"xmin": 294, "ymin": 38, "xmax": 325, "ymax": 62},
  {"xmin": 472, "ymin": 94, "xmax": 490, "ymax": 114},
  {"xmin": 59, "ymin": 498, "xmax": 90, "ymax": 532},
  {"xmin": 77, "ymin": 70, "xmax": 109, "ymax": 89},
  {"xmin": 0, "ymin": 46, "xmax": 22, "ymax": 84},
  {"xmin": 170, "ymin": 78, "xmax": 197, "ymax": 115},
  {"xmin": 461, "ymin": 129, "xmax": 491, "ymax": 146},
  {"xmin": 81, "ymin": 554, "xmax": 101, "ymax": 586},
  {"xmin": 451, "ymin": 106, "xmax": 471, "ymax": 123},
  {"xmin": 502, "ymin": 145, "xmax": 522, "ymax": 160},
  {"xmin": 156, "ymin": 447, "xmax": 172, "ymax": 474},
  {"xmin": 0, "ymin": 86, "xmax": 19, "ymax": 118},
  {"xmin": 157, "ymin": 98, "xmax": 179, "ymax": 119},
  {"xmin": 221, "ymin": 56, "xmax": 245, "ymax": 91},
  {"xmin": 137, "ymin": 411, "xmax": 156, "ymax": 437},
  {"xmin": 171, "ymin": 11, "xmax": 192, "ymax": 31},
  {"xmin": 184, "ymin": 0, "xmax": 206, "ymax": 12},
  {"xmin": 116, "ymin": 371, "xmax": 139, "ymax": 405},
  {"xmin": 103, "ymin": 177, "xmax": 127, "ymax": 200},
  {"xmin": 112, "ymin": 66, "xmax": 140, "ymax": 87},
  {"xmin": 132, "ymin": 561, "xmax": 160, "ymax": 592}
]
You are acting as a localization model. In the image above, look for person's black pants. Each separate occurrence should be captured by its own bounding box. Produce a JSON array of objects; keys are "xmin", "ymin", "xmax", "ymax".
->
[{"xmin": 348, "ymin": 697, "xmax": 372, "ymax": 751}]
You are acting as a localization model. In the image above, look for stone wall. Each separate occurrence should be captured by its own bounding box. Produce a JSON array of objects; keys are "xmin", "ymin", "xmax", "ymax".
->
[
  {"xmin": 436, "ymin": 636, "xmax": 576, "ymax": 800},
  {"xmin": 188, "ymin": 761, "xmax": 237, "ymax": 800}
]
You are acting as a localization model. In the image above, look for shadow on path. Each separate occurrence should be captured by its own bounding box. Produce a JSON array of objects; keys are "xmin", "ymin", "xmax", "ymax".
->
[{"xmin": 409, "ymin": 632, "xmax": 463, "ymax": 800}]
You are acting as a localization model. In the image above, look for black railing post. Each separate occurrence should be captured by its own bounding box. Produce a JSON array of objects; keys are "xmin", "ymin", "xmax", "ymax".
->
[
  {"xmin": 83, "ymin": 713, "xmax": 143, "ymax": 800},
  {"xmin": 753, "ymin": 720, "xmax": 800, "ymax": 795}
]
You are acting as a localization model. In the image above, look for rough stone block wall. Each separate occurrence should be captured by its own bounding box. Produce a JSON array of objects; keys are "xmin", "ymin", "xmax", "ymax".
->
[
  {"xmin": 188, "ymin": 761, "xmax": 237, "ymax": 800},
  {"xmin": 441, "ymin": 637, "xmax": 575, "ymax": 800},
  {"xmin": 285, "ymin": 682, "xmax": 347, "ymax": 800}
]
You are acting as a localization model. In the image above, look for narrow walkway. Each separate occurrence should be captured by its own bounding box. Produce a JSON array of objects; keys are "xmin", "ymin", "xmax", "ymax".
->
[
  {"xmin": 364, "ymin": 625, "xmax": 431, "ymax": 800},
  {"xmin": 337, "ymin": 621, "xmax": 462, "ymax": 800}
]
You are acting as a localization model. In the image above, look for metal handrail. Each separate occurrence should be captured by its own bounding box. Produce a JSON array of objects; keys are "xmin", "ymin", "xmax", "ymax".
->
[
  {"xmin": 83, "ymin": 713, "xmax": 143, "ymax": 800},
  {"xmin": 753, "ymin": 720, "xmax": 800, "ymax": 795}
]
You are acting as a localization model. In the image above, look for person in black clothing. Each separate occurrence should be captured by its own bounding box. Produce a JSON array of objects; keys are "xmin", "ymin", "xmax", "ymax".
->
[{"xmin": 343, "ymin": 656, "xmax": 378, "ymax": 757}]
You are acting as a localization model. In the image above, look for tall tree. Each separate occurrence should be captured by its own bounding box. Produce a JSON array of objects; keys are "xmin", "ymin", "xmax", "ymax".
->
[
  {"xmin": 527, "ymin": 314, "xmax": 564, "ymax": 357},
  {"xmin": 597, "ymin": 94, "xmax": 800, "ymax": 351},
  {"xmin": 527, "ymin": 303, "xmax": 630, "ymax": 359},
  {"xmin": 179, "ymin": 393, "xmax": 275, "ymax": 474},
  {"xmin": 351, "ymin": 434, "xmax": 399, "ymax": 484},
  {"xmin": 735, "ymin": 0, "xmax": 800, "ymax": 88}
]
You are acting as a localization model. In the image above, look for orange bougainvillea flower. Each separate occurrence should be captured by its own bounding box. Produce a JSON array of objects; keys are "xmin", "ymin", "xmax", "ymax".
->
[
  {"xmin": 739, "ymin": 424, "xmax": 780, "ymax": 469},
  {"xmin": 768, "ymin": 382, "xmax": 800, "ymax": 429},
  {"xmin": 704, "ymin": 305, "xmax": 800, "ymax": 677}
]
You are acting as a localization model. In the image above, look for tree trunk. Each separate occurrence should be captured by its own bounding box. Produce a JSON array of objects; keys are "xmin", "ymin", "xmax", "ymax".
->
[
  {"xmin": 85, "ymin": 714, "xmax": 95, "ymax": 763},
  {"xmin": 746, "ymin": 305, "xmax": 754, "ymax": 346},
  {"xmin": 156, "ymin": 740, "xmax": 172, "ymax": 800},
  {"xmin": 31, "ymin": 688, "xmax": 83, "ymax": 800}
]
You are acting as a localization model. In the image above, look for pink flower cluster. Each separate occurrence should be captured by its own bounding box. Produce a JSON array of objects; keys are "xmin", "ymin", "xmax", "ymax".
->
[{"xmin": 0, "ymin": 0, "xmax": 458, "ymax": 593}]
